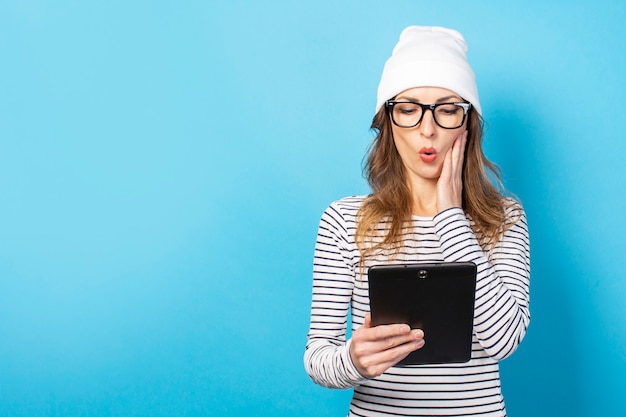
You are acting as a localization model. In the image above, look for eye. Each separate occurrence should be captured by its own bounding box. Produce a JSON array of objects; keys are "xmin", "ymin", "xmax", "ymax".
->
[
  {"xmin": 436, "ymin": 104, "xmax": 461, "ymax": 116},
  {"xmin": 395, "ymin": 103, "xmax": 420, "ymax": 115}
]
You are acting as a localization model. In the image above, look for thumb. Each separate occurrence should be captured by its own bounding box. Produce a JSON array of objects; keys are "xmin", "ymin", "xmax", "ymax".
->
[{"xmin": 363, "ymin": 313, "xmax": 372, "ymax": 328}]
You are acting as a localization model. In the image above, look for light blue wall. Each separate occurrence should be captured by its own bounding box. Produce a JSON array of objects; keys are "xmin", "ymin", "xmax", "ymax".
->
[{"xmin": 1, "ymin": 1, "xmax": 625, "ymax": 416}]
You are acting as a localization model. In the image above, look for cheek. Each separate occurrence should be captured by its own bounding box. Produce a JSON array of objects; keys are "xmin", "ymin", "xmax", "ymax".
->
[
  {"xmin": 391, "ymin": 129, "xmax": 419, "ymax": 153},
  {"xmin": 440, "ymin": 131, "xmax": 464, "ymax": 154},
  {"xmin": 441, "ymin": 142, "xmax": 455, "ymax": 156},
  {"xmin": 391, "ymin": 132, "xmax": 410, "ymax": 155}
]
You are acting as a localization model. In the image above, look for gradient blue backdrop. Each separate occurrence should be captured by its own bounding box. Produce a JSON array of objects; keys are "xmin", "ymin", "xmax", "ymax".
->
[{"xmin": 1, "ymin": 1, "xmax": 625, "ymax": 416}]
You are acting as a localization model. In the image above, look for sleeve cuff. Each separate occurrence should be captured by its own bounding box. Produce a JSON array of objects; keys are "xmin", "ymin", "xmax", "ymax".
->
[
  {"xmin": 342, "ymin": 338, "xmax": 369, "ymax": 386},
  {"xmin": 432, "ymin": 207, "xmax": 482, "ymax": 262}
]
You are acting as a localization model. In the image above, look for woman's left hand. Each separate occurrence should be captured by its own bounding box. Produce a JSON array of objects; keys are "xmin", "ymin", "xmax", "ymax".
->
[{"xmin": 437, "ymin": 130, "xmax": 467, "ymax": 213}]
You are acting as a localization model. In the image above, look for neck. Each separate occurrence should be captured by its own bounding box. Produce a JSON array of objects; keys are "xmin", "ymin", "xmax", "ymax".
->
[{"xmin": 408, "ymin": 177, "xmax": 438, "ymax": 217}]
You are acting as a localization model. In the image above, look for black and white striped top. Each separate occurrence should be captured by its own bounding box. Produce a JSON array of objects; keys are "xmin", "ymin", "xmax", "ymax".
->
[{"xmin": 304, "ymin": 195, "xmax": 530, "ymax": 417}]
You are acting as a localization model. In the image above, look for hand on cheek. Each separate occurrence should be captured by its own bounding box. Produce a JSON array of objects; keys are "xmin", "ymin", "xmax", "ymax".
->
[{"xmin": 436, "ymin": 130, "xmax": 467, "ymax": 213}]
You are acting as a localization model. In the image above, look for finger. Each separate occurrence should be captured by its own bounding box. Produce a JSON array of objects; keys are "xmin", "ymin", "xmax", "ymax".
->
[
  {"xmin": 451, "ymin": 131, "xmax": 466, "ymax": 172},
  {"xmin": 351, "ymin": 330, "xmax": 425, "ymax": 377},
  {"xmin": 353, "ymin": 317, "xmax": 411, "ymax": 344},
  {"xmin": 458, "ymin": 130, "xmax": 468, "ymax": 165},
  {"xmin": 371, "ymin": 327, "xmax": 421, "ymax": 352},
  {"xmin": 354, "ymin": 322, "xmax": 411, "ymax": 346},
  {"xmin": 459, "ymin": 129, "xmax": 468, "ymax": 152},
  {"xmin": 369, "ymin": 337, "xmax": 426, "ymax": 373},
  {"xmin": 363, "ymin": 313, "xmax": 372, "ymax": 329},
  {"xmin": 371, "ymin": 322, "xmax": 411, "ymax": 341},
  {"xmin": 445, "ymin": 135, "xmax": 464, "ymax": 187},
  {"xmin": 440, "ymin": 143, "xmax": 453, "ymax": 181}
]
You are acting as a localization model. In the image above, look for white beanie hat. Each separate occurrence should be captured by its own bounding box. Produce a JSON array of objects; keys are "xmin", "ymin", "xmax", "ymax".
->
[{"xmin": 376, "ymin": 26, "xmax": 481, "ymax": 116}]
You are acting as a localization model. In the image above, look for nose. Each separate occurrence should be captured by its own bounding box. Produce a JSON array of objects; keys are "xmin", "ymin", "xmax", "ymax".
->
[{"xmin": 419, "ymin": 108, "xmax": 437, "ymax": 138}]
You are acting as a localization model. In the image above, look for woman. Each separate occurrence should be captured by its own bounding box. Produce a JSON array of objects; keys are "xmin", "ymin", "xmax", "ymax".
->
[{"xmin": 304, "ymin": 26, "xmax": 530, "ymax": 416}]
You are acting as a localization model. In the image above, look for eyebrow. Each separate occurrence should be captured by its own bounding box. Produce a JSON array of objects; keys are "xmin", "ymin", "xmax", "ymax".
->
[{"xmin": 395, "ymin": 94, "xmax": 462, "ymax": 103}]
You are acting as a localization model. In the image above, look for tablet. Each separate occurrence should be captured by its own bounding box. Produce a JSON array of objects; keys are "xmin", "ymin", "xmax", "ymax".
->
[{"xmin": 368, "ymin": 262, "xmax": 477, "ymax": 365}]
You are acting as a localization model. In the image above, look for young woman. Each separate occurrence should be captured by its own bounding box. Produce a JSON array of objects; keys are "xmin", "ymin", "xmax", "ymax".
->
[{"xmin": 304, "ymin": 26, "xmax": 530, "ymax": 416}]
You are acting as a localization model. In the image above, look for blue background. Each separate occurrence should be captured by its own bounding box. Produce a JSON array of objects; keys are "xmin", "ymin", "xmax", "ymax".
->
[{"xmin": 1, "ymin": 1, "xmax": 625, "ymax": 416}]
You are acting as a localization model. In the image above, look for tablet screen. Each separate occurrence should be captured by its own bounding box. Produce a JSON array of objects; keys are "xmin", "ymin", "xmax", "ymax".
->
[{"xmin": 368, "ymin": 262, "xmax": 477, "ymax": 365}]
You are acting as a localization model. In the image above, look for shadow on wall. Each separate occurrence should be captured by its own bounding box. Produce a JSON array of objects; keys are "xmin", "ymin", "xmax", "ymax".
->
[{"xmin": 483, "ymin": 98, "xmax": 584, "ymax": 416}]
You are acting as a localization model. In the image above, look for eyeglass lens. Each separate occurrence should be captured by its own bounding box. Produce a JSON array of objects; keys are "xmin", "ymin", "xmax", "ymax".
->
[{"xmin": 392, "ymin": 103, "xmax": 466, "ymax": 129}]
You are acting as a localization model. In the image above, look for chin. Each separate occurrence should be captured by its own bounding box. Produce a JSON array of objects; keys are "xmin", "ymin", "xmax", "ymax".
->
[{"xmin": 419, "ymin": 166, "xmax": 444, "ymax": 179}]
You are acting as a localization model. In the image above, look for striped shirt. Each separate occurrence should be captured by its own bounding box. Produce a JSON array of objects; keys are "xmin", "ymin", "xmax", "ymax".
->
[{"xmin": 304, "ymin": 195, "xmax": 530, "ymax": 417}]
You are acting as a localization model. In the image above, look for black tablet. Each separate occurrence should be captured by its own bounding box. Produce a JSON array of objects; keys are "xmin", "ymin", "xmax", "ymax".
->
[{"xmin": 368, "ymin": 262, "xmax": 477, "ymax": 365}]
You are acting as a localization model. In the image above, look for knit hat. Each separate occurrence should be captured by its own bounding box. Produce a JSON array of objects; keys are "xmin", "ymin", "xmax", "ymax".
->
[{"xmin": 376, "ymin": 26, "xmax": 481, "ymax": 115}]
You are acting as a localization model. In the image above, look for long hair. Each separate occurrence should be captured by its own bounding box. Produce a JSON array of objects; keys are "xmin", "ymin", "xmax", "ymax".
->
[{"xmin": 355, "ymin": 107, "xmax": 517, "ymax": 268}]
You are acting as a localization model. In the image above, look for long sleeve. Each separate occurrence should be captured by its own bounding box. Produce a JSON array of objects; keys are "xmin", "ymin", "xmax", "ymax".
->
[
  {"xmin": 304, "ymin": 196, "xmax": 530, "ymax": 416},
  {"xmin": 304, "ymin": 202, "xmax": 367, "ymax": 388},
  {"xmin": 433, "ymin": 204, "xmax": 531, "ymax": 360}
]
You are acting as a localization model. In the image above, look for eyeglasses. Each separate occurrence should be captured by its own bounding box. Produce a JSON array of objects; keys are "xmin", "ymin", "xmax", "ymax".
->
[{"xmin": 385, "ymin": 100, "xmax": 471, "ymax": 129}]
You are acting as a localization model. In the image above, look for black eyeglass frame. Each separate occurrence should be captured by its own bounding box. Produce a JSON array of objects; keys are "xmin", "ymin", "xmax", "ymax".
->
[{"xmin": 385, "ymin": 100, "xmax": 472, "ymax": 129}]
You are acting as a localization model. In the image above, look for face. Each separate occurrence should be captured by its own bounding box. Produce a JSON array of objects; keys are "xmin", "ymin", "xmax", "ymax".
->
[{"xmin": 390, "ymin": 87, "xmax": 468, "ymax": 184}]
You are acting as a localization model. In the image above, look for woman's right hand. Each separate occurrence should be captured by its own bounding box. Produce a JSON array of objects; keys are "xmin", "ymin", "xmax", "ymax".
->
[{"xmin": 349, "ymin": 313, "xmax": 425, "ymax": 378}]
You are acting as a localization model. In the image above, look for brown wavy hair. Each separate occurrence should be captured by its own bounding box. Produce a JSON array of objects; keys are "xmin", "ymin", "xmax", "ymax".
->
[{"xmin": 356, "ymin": 106, "xmax": 518, "ymax": 266}]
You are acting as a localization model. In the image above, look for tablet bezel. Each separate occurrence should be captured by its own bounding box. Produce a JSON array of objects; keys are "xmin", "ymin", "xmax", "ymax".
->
[{"xmin": 367, "ymin": 262, "xmax": 477, "ymax": 366}]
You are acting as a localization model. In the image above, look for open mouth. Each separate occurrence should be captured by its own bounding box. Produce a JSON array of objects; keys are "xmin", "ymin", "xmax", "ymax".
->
[{"xmin": 419, "ymin": 147, "xmax": 437, "ymax": 163}]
